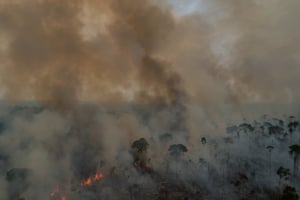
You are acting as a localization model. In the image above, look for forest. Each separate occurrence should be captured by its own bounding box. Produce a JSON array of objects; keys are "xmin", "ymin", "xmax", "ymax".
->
[{"xmin": 1, "ymin": 105, "xmax": 300, "ymax": 200}]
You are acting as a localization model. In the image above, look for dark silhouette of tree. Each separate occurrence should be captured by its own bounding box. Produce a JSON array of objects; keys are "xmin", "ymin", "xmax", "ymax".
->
[
  {"xmin": 269, "ymin": 126, "xmax": 284, "ymax": 136},
  {"xmin": 289, "ymin": 144, "xmax": 300, "ymax": 177},
  {"xmin": 276, "ymin": 166, "xmax": 291, "ymax": 189},
  {"xmin": 239, "ymin": 123, "xmax": 254, "ymax": 133},
  {"xmin": 272, "ymin": 118, "xmax": 284, "ymax": 127},
  {"xmin": 131, "ymin": 138, "xmax": 149, "ymax": 153},
  {"xmin": 6, "ymin": 168, "xmax": 32, "ymax": 200},
  {"xmin": 281, "ymin": 186, "xmax": 299, "ymax": 200},
  {"xmin": 231, "ymin": 173, "xmax": 249, "ymax": 199},
  {"xmin": 6, "ymin": 168, "xmax": 32, "ymax": 182},
  {"xmin": 288, "ymin": 121, "xmax": 299, "ymax": 134},
  {"xmin": 131, "ymin": 138, "xmax": 151, "ymax": 172},
  {"xmin": 266, "ymin": 145, "xmax": 274, "ymax": 151},
  {"xmin": 168, "ymin": 144, "xmax": 188, "ymax": 179},
  {"xmin": 262, "ymin": 122, "xmax": 272, "ymax": 135},
  {"xmin": 201, "ymin": 137, "xmax": 207, "ymax": 145},
  {"xmin": 226, "ymin": 125, "xmax": 239, "ymax": 137},
  {"xmin": 168, "ymin": 144, "xmax": 188, "ymax": 156},
  {"xmin": 266, "ymin": 145, "xmax": 274, "ymax": 174}
]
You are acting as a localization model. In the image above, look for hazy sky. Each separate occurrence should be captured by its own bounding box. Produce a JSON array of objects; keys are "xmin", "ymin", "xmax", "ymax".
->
[{"xmin": 168, "ymin": 0, "xmax": 204, "ymax": 16}]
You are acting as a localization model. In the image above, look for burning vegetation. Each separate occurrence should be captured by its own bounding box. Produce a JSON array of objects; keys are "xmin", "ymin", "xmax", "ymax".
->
[
  {"xmin": 0, "ymin": 0, "xmax": 300, "ymax": 199},
  {"xmin": 50, "ymin": 172, "xmax": 104, "ymax": 200},
  {"xmin": 2, "ymin": 105, "xmax": 300, "ymax": 199},
  {"xmin": 50, "ymin": 186, "xmax": 66, "ymax": 200},
  {"xmin": 80, "ymin": 172, "xmax": 104, "ymax": 187}
]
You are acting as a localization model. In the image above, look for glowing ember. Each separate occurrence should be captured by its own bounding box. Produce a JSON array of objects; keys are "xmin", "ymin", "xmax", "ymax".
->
[
  {"xmin": 50, "ymin": 186, "xmax": 66, "ymax": 200},
  {"xmin": 81, "ymin": 172, "xmax": 104, "ymax": 186},
  {"xmin": 50, "ymin": 186, "xmax": 59, "ymax": 197},
  {"xmin": 94, "ymin": 172, "xmax": 104, "ymax": 181},
  {"xmin": 81, "ymin": 177, "xmax": 92, "ymax": 186}
]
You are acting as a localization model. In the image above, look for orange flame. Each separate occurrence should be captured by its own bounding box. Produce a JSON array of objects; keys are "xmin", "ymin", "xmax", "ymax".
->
[
  {"xmin": 50, "ymin": 186, "xmax": 66, "ymax": 200},
  {"xmin": 81, "ymin": 172, "xmax": 104, "ymax": 186},
  {"xmin": 81, "ymin": 177, "xmax": 92, "ymax": 186},
  {"xmin": 94, "ymin": 172, "xmax": 104, "ymax": 181}
]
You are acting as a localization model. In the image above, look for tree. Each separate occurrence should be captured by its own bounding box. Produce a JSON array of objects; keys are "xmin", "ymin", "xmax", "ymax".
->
[
  {"xmin": 231, "ymin": 173, "xmax": 249, "ymax": 199},
  {"xmin": 281, "ymin": 186, "xmax": 299, "ymax": 200},
  {"xmin": 131, "ymin": 138, "xmax": 149, "ymax": 153},
  {"xmin": 201, "ymin": 137, "xmax": 207, "ymax": 145},
  {"xmin": 6, "ymin": 168, "xmax": 32, "ymax": 200},
  {"xmin": 168, "ymin": 144, "xmax": 188, "ymax": 156},
  {"xmin": 289, "ymin": 144, "xmax": 300, "ymax": 177},
  {"xmin": 239, "ymin": 123, "xmax": 254, "ymax": 133},
  {"xmin": 266, "ymin": 145, "xmax": 274, "ymax": 174},
  {"xmin": 276, "ymin": 166, "xmax": 291, "ymax": 189},
  {"xmin": 269, "ymin": 126, "xmax": 284, "ymax": 136},
  {"xmin": 199, "ymin": 158, "xmax": 209, "ymax": 170},
  {"xmin": 168, "ymin": 144, "xmax": 188, "ymax": 179},
  {"xmin": 288, "ymin": 121, "xmax": 299, "ymax": 134},
  {"xmin": 131, "ymin": 138, "xmax": 150, "ymax": 172},
  {"xmin": 6, "ymin": 168, "xmax": 32, "ymax": 182},
  {"xmin": 226, "ymin": 125, "xmax": 239, "ymax": 137}
]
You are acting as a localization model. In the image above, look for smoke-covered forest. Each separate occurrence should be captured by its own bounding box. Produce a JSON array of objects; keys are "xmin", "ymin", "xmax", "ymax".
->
[
  {"xmin": 0, "ymin": 0, "xmax": 300, "ymax": 199},
  {"xmin": 0, "ymin": 104, "xmax": 300, "ymax": 200}
]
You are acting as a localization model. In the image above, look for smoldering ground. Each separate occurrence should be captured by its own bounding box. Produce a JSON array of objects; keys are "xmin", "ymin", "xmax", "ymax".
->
[{"xmin": 0, "ymin": 0, "xmax": 300, "ymax": 199}]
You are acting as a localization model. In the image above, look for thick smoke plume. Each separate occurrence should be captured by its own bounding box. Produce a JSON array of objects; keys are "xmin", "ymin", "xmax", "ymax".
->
[
  {"xmin": 0, "ymin": 0, "xmax": 183, "ymax": 108},
  {"xmin": 0, "ymin": 0, "xmax": 298, "ymax": 105}
]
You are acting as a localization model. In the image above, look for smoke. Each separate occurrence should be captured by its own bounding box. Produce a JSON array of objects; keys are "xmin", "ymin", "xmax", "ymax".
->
[
  {"xmin": 0, "ymin": 0, "xmax": 299, "ymax": 199},
  {"xmin": 0, "ymin": 0, "xmax": 299, "ymax": 112},
  {"xmin": 0, "ymin": 0, "xmax": 179, "ymax": 107}
]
